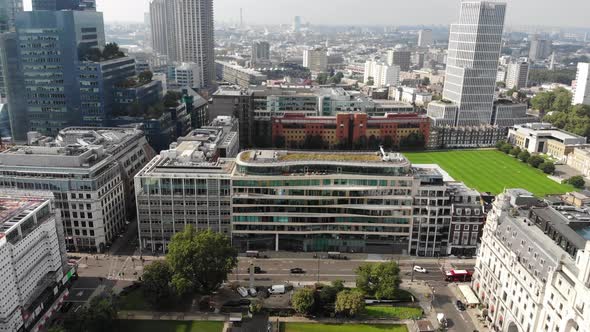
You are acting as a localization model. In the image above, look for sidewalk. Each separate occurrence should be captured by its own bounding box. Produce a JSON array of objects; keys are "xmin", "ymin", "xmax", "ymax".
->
[
  {"xmin": 270, "ymin": 315, "xmax": 413, "ymax": 326},
  {"xmin": 401, "ymin": 280, "xmax": 440, "ymax": 329},
  {"xmin": 118, "ymin": 310, "xmax": 227, "ymax": 322},
  {"xmin": 447, "ymin": 283, "xmax": 491, "ymax": 332}
]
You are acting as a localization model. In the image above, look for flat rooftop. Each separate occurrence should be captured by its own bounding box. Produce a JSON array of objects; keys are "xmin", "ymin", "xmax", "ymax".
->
[
  {"xmin": 0, "ymin": 198, "xmax": 45, "ymax": 237},
  {"xmin": 238, "ymin": 150, "xmax": 410, "ymax": 166}
]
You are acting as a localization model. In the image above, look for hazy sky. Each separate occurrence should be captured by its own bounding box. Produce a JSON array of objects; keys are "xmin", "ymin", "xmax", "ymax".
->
[{"xmin": 23, "ymin": 0, "xmax": 590, "ymax": 28}]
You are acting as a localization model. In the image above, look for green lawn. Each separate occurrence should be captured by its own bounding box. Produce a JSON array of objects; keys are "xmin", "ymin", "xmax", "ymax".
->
[
  {"xmin": 282, "ymin": 323, "xmax": 408, "ymax": 332},
  {"xmin": 404, "ymin": 149, "xmax": 573, "ymax": 196},
  {"xmin": 363, "ymin": 306, "xmax": 422, "ymax": 320},
  {"xmin": 116, "ymin": 320, "xmax": 223, "ymax": 332},
  {"xmin": 118, "ymin": 289, "xmax": 152, "ymax": 311}
]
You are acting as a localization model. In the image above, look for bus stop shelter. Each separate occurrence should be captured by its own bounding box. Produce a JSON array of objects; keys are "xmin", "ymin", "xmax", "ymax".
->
[{"xmin": 458, "ymin": 285, "xmax": 480, "ymax": 308}]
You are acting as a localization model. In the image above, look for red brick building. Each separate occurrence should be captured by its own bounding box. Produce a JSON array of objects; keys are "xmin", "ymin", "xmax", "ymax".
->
[{"xmin": 272, "ymin": 112, "xmax": 430, "ymax": 149}]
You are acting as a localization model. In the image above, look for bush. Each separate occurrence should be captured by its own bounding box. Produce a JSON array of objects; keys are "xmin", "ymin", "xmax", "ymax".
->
[
  {"xmin": 528, "ymin": 155, "xmax": 545, "ymax": 168},
  {"xmin": 249, "ymin": 299, "xmax": 263, "ymax": 314},
  {"xmin": 566, "ymin": 176, "xmax": 585, "ymax": 189},
  {"xmin": 292, "ymin": 288, "xmax": 315, "ymax": 315},
  {"xmin": 500, "ymin": 143, "xmax": 513, "ymax": 154},
  {"xmin": 539, "ymin": 162, "xmax": 555, "ymax": 174},
  {"xmin": 495, "ymin": 140, "xmax": 506, "ymax": 150},
  {"xmin": 509, "ymin": 147, "xmax": 521, "ymax": 157},
  {"xmin": 517, "ymin": 150, "xmax": 531, "ymax": 162}
]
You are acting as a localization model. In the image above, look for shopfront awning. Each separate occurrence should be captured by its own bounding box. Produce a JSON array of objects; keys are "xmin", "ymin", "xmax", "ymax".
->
[{"xmin": 458, "ymin": 284, "xmax": 480, "ymax": 305}]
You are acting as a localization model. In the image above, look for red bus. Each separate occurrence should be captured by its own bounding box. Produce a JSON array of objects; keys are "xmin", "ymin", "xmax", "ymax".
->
[{"xmin": 445, "ymin": 269, "xmax": 472, "ymax": 282}]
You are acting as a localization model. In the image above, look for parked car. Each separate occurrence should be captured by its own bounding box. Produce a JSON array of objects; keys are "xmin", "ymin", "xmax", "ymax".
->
[
  {"xmin": 248, "ymin": 266, "xmax": 262, "ymax": 274},
  {"xmin": 239, "ymin": 299, "xmax": 251, "ymax": 306},
  {"xmin": 456, "ymin": 300, "xmax": 466, "ymax": 311},
  {"xmin": 249, "ymin": 288, "xmax": 257, "ymax": 297},
  {"xmin": 268, "ymin": 285, "xmax": 286, "ymax": 294},
  {"xmin": 237, "ymin": 287, "xmax": 249, "ymax": 297},
  {"xmin": 290, "ymin": 267, "xmax": 305, "ymax": 274},
  {"xmin": 413, "ymin": 265, "xmax": 427, "ymax": 273}
]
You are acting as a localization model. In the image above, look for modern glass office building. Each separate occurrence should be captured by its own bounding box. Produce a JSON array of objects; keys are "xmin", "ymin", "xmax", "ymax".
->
[{"xmin": 232, "ymin": 150, "xmax": 452, "ymax": 255}]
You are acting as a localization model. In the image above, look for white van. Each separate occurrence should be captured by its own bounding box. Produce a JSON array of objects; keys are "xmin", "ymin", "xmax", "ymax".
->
[{"xmin": 268, "ymin": 285, "xmax": 286, "ymax": 294}]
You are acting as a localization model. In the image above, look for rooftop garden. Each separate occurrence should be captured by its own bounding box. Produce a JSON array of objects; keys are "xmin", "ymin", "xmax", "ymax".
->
[
  {"xmin": 278, "ymin": 152, "xmax": 382, "ymax": 162},
  {"xmin": 79, "ymin": 42, "xmax": 126, "ymax": 62}
]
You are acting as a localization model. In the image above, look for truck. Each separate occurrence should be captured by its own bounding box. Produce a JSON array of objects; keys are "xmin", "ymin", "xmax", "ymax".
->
[{"xmin": 268, "ymin": 285, "xmax": 286, "ymax": 294}]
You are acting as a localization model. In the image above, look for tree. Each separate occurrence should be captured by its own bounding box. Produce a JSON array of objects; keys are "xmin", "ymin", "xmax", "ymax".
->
[
  {"xmin": 64, "ymin": 295, "xmax": 117, "ymax": 332},
  {"xmin": 539, "ymin": 162, "xmax": 555, "ymax": 174},
  {"xmin": 142, "ymin": 260, "xmax": 174, "ymax": 308},
  {"xmin": 421, "ymin": 77, "xmax": 430, "ymax": 86},
  {"xmin": 528, "ymin": 155, "xmax": 545, "ymax": 168},
  {"xmin": 318, "ymin": 279, "xmax": 345, "ymax": 307},
  {"xmin": 400, "ymin": 132, "xmax": 426, "ymax": 150},
  {"xmin": 274, "ymin": 135, "xmax": 286, "ymax": 148},
  {"xmin": 509, "ymin": 146, "xmax": 521, "ymax": 157},
  {"xmin": 517, "ymin": 150, "xmax": 531, "ymax": 163},
  {"xmin": 382, "ymin": 136, "xmax": 394, "ymax": 149},
  {"xmin": 102, "ymin": 42, "xmax": 125, "ymax": 60},
  {"xmin": 316, "ymin": 73, "xmax": 329, "ymax": 85},
  {"xmin": 355, "ymin": 261, "xmax": 401, "ymax": 300},
  {"xmin": 138, "ymin": 70, "xmax": 153, "ymax": 84},
  {"xmin": 167, "ymin": 226, "xmax": 238, "ymax": 294},
  {"xmin": 496, "ymin": 81, "xmax": 506, "ymax": 88},
  {"xmin": 529, "ymin": 69, "xmax": 576, "ymax": 86},
  {"xmin": 335, "ymin": 289, "xmax": 365, "ymax": 317},
  {"xmin": 292, "ymin": 288, "xmax": 315, "ymax": 315},
  {"xmin": 566, "ymin": 175, "xmax": 586, "ymax": 189},
  {"xmin": 495, "ymin": 140, "xmax": 506, "ymax": 150},
  {"xmin": 366, "ymin": 76, "xmax": 374, "ymax": 86},
  {"xmin": 249, "ymin": 299, "xmax": 263, "ymax": 314},
  {"xmin": 500, "ymin": 143, "xmax": 513, "ymax": 154},
  {"xmin": 163, "ymin": 91, "xmax": 183, "ymax": 108}
]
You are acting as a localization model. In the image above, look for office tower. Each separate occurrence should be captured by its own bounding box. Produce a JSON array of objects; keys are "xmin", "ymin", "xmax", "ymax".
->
[
  {"xmin": 0, "ymin": 190, "xmax": 73, "ymax": 332},
  {"xmin": 303, "ymin": 48, "xmax": 328, "ymax": 73},
  {"xmin": 428, "ymin": 1, "xmax": 506, "ymax": 126},
  {"xmin": 0, "ymin": 0, "xmax": 22, "ymax": 102},
  {"xmin": 387, "ymin": 48, "xmax": 411, "ymax": 71},
  {"xmin": 251, "ymin": 41, "xmax": 270, "ymax": 65},
  {"xmin": 364, "ymin": 60, "xmax": 400, "ymax": 88},
  {"xmin": 293, "ymin": 16, "xmax": 301, "ymax": 32},
  {"xmin": 0, "ymin": 0, "xmax": 22, "ymax": 32},
  {"xmin": 506, "ymin": 60, "xmax": 529, "ymax": 89},
  {"xmin": 149, "ymin": 0, "xmax": 177, "ymax": 62},
  {"xmin": 32, "ymin": 0, "xmax": 96, "ymax": 10},
  {"xmin": 174, "ymin": 0, "xmax": 215, "ymax": 87},
  {"xmin": 573, "ymin": 63, "xmax": 590, "ymax": 106},
  {"xmin": 417, "ymin": 29, "xmax": 433, "ymax": 47},
  {"xmin": 529, "ymin": 35, "xmax": 552, "ymax": 61},
  {"xmin": 0, "ymin": 10, "xmax": 111, "ymax": 140}
]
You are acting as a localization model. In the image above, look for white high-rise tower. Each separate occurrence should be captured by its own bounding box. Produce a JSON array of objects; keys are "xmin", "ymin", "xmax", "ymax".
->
[{"xmin": 428, "ymin": 1, "xmax": 506, "ymax": 126}]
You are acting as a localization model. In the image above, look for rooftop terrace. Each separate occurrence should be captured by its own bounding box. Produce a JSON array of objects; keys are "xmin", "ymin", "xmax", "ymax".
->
[
  {"xmin": 0, "ymin": 198, "xmax": 45, "ymax": 238},
  {"xmin": 238, "ymin": 150, "xmax": 409, "ymax": 166}
]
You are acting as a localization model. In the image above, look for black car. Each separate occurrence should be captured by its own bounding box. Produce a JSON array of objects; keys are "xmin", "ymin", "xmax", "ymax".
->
[
  {"xmin": 456, "ymin": 300, "xmax": 466, "ymax": 311},
  {"xmin": 248, "ymin": 266, "xmax": 262, "ymax": 274},
  {"xmin": 290, "ymin": 267, "xmax": 305, "ymax": 274}
]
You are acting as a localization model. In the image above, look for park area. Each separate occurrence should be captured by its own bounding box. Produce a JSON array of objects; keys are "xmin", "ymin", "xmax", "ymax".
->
[
  {"xmin": 281, "ymin": 323, "xmax": 408, "ymax": 332},
  {"xmin": 115, "ymin": 320, "xmax": 223, "ymax": 332},
  {"xmin": 404, "ymin": 149, "xmax": 573, "ymax": 196}
]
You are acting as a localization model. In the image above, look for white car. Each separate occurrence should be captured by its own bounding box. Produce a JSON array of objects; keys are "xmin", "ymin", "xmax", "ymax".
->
[
  {"xmin": 413, "ymin": 265, "xmax": 427, "ymax": 273},
  {"xmin": 237, "ymin": 287, "xmax": 249, "ymax": 297},
  {"xmin": 249, "ymin": 288, "xmax": 257, "ymax": 297}
]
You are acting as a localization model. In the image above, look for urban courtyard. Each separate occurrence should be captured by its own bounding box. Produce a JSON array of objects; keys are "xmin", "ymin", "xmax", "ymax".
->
[{"xmin": 405, "ymin": 149, "xmax": 573, "ymax": 196}]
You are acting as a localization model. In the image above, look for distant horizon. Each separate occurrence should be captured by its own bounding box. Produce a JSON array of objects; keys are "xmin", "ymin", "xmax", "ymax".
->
[{"xmin": 22, "ymin": 0, "xmax": 590, "ymax": 29}]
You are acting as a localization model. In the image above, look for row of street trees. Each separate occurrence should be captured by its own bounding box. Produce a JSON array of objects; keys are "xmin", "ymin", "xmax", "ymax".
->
[
  {"xmin": 496, "ymin": 141, "xmax": 555, "ymax": 174},
  {"xmin": 290, "ymin": 261, "xmax": 402, "ymax": 317}
]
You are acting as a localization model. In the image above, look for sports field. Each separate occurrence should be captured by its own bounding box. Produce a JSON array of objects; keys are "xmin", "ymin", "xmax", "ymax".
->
[{"xmin": 404, "ymin": 149, "xmax": 573, "ymax": 196}]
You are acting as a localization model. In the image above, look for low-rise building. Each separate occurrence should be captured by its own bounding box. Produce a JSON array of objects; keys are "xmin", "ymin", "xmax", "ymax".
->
[
  {"xmin": 0, "ymin": 144, "xmax": 126, "ymax": 252},
  {"xmin": 427, "ymin": 125, "xmax": 508, "ymax": 150},
  {"xmin": 473, "ymin": 189, "xmax": 590, "ymax": 332},
  {"xmin": 392, "ymin": 86, "xmax": 433, "ymax": 107},
  {"xmin": 215, "ymin": 61, "xmax": 267, "ymax": 88},
  {"xmin": 134, "ymin": 141, "xmax": 234, "ymax": 253},
  {"xmin": 0, "ymin": 190, "xmax": 73, "ymax": 331},
  {"xmin": 271, "ymin": 112, "xmax": 430, "ymax": 149},
  {"xmin": 364, "ymin": 61, "xmax": 400, "ymax": 88},
  {"xmin": 508, "ymin": 123, "xmax": 587, "ymax": 161},
  {"xmin": 567, "ymin": 147, "xmax": 590, "ymax": 177},
  {"xmin": 29, "ymin": 127, "xmax": 156, "ymax": 219}
]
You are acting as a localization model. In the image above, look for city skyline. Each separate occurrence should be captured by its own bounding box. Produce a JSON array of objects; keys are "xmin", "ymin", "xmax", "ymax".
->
[{"xmin": 20, "ymin": 0, "xmax": 590, "ymax": 28}]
